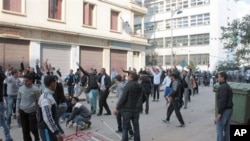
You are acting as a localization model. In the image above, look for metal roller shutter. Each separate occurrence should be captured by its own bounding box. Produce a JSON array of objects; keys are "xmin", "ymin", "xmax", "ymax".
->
[
  {"xmin": 80, "ymin": 46, "xmax": 103, "ymax": 71},
  {"xmin": 110, "ymin": 49, "xmax": 127, "ymax": 75},
  {"xmin": 0, "ymin": 38, "xmax": 29, "ymax": 70},
  {"xmin": 41, "ymin": 44, "xmax": 71, "ymax": 78}
]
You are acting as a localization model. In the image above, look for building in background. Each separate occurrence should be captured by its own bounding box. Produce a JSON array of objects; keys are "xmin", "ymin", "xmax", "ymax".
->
[
  {"xmin": 0, "ymin": 0, "xmax": 148, "ymax": 77},
  {"xmin": 135, "ymin": 0, "xmax": 237, "ymax": 71}
]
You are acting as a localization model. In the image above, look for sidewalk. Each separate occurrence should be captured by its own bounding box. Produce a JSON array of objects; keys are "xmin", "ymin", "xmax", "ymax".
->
[{"xmin": 0, "ymin": 86, "xmax": 216, "ymax": 141}]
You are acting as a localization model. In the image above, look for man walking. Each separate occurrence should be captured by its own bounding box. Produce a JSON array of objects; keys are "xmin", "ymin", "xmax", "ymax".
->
[
  {"xmin": 114, "ymin": 73, "xmax": 143, "ymax": 141},
  {"xmin": 163, "ymin": 71, "xmax": 185, "ymax": 127},
  {"xmin": 214, "ymin": 71, "xmax": 233, "ymax": 141},
  {"xmin": 16, "ymin": 74, "xmax": 40, "ymax": 141},
  {"xmin": 37, "ymin": 75, "xmax": 63, "ymax": 141},
  {"xmin": 97, "ymin": 68, "xmax": 112, "ymax": 116}
]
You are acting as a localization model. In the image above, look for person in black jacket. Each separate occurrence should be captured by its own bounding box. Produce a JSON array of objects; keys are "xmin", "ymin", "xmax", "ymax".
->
[
  {"xmin": 162, "ymin": 71, "xmax": 185, "ymax": 127},
  {"xmin": 214, "ymin": 71, "xmax": 233, "ymax": 141},
  {"xmin": 114, "ymin": 72, "xmax": 143, "ymax": 141},
  {"xmin": 140, "ymin": 72, "xmax": 151, "ymax": 114},
  {"xmin": 76, "ymin": 62, "xmax": 99, "ymax": 114},
  {"xmin": 97, "ymin": 68, "xmax": 112, "ymax": 116}
]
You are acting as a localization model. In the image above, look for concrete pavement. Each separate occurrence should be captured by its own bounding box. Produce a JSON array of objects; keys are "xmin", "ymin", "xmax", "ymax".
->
[{"xmin": 0, "ymin": 85, "xmax": 216, "ymax": 141}]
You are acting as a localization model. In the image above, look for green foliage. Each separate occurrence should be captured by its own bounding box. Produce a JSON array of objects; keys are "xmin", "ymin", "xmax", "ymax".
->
[
  {"xmin": 220, "ymin": 15, "xmax": 250, "ymax": 65},
  {"xmin": 188, "ymin": 61, "xmax": 199, "ymax": 71}
]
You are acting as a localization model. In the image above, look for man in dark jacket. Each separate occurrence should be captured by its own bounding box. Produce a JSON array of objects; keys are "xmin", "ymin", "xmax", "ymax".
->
[
  {"xmin": 97, "ymin": 68, "xmax": 112, "ymax": 116},
  {"xmin": 114, "ymin": 72, "xmax": 143, "ymax": 141},
  {"xmin": 76, "ymin": 62, "xmax": 99, "ymax": 114},
  {"xmin": 66, "ymin": 97, "xmax": 91, "ymax": 130},
  {"xmin": 214, "ymin": 71, "xmax": 233, "ymax": 141},
  {"xmin": 162, "ymin": 71, "xmax": 185, "ymax": 127}
]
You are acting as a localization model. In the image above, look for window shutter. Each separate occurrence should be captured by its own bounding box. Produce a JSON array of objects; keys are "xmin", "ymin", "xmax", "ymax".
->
[
  {"xmin": 83, "ymin": 3, "xmax": 89, "ymax": 25},
  {"xmin": 57, "ymin": 0, "xmax": 62, "ymax": 20},
  {"xmin": 89, "ymin": 4, "xmax": 94, "ymax": 26},
  {"xmin": 3, "ymin": 0, "xmax": 21, "ymax": 13},
  {"xmin": 111, "ymin": 11, "xmax": 118, "ymax": 31}
]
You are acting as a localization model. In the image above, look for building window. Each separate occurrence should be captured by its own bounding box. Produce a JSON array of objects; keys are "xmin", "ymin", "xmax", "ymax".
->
[
  {"xmin": 190, "ymin": 33, "xmax": 210, "ymax": 46},
  {"xmin": 3, "ymin": 0, "xmax": 25, "ymax": 13},
  {"xmin": 155, "ymin": 38, "xmax": 163, "ymax": 48},
  {"xmin": 166, "ymin": 0, "xmax": 189, "ymax": 11},
  {"xmin": 165, "ymin": 55, "xmax": 171, "ymax": 65},
  {"xmin": 165, "ymin": 36, "xmax": 188, "ymax": 47},
  {"xmin": 172, "ymin": 17, "xmax": 188, "ymax": 29},
  {"xmin": 191, "ymin": 0, "xmax": 210, "ymax": 7},
  {"xmin": 83, "ymin": 3, "xmax": 95, "ymax": 26},
  {"xmin": 190, "ymin": 54, "xmax": 209, "ymax": 65},
  {"xmin": 145, "ymin": 22, "xmax": 154, "ymax": 32},
  {"xmin": 190, "ymin": 13, "xmax": 210, "ymax": 26},
  {"xmin": 48, "ymin": 0, "xmax": 63, "ymax": 20},
  {"xmin": 110, "ymin": 10, "xmax": 119, "ymax": 31}
]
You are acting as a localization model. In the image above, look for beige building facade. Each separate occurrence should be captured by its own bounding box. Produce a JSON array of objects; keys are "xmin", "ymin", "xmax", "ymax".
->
[{"xmin": 0, "ymin": 0, "xmax": 148, "ymax": 77}]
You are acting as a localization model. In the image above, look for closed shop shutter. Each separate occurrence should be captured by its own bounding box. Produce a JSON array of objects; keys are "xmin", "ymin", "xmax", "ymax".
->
[
  {"xmin": 110, "ymin": 49, "xmax": 127, "ymax": 75},
  {"xmin": 41, "ymin": 44, "xmax": 71, "ymax": 78},
  {"xmin": 80, "ymin": 46, "xmax": 103, "ymax": 71},
  {"xmin": 0, "ymin": 38, "xmax": 29, "ymax": 70}
]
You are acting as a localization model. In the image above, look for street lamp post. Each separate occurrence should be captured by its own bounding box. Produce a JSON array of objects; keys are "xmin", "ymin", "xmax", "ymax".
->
[{"xmin": 170, "ymin": 9, "xmax": 182, "ymax": 67}]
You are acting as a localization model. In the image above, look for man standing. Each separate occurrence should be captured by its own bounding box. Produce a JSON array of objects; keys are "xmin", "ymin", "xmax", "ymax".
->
[
  {"xmin": 214, "ymin": 71, "xmax": 233, "ymax": 141},
  {"xmin": 0, "ymin": 66, "xmax": 13, "ymax": 141},
  {"xmin": 16, "ymin": 74, "xmax": 40, "ymax": 141},
  {"xmin": 66, "ymin": 97, "xmax": 92, "ymax": 130},
  {"xmin": 37, "ymin": 75, "xmax": 63, "ymax": 141},
  {"xmin": 76, "ymin": 62, "xmax": 99, "ymax": 114},
  {"xmin": 114, "ymin": 73, "xmax": 143, "ymax": 141},
  {"xmin": 64, "ymin": 69, "xmax": 75, "ymax": 98},
  {"xmin": 149, "ymin": 65, "xmax": 163, "ymax": 102},
  {"xmin": 97, "ymin": 68, "xmax": 112, "ymax": 116},
  {"xmin": 6, "ymin": 69, "xmax": 21, "ymax": 128}
]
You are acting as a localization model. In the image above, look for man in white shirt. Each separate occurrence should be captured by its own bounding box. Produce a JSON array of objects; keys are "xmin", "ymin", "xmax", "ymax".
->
[{"xmin": 149, "ymin": 64, "xmax": 163, "ymax": 102}]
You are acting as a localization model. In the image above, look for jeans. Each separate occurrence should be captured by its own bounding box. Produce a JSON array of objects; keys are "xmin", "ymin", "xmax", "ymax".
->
[
  {"xmin": 7, "ymin": 95, "xmax": 21, "ymax": 126},
  {"xmin": 39, "ymin": 128, "xmax": 57, "ymax": 141},
  {"xmin": 0, "ymin": 102, "xmax": 12, "ymax": 141},
  {"xmin": 61, "ymin": 112, "xmax": 71, "ymax": 121},
  {"xmin": 19, "ymin": 109, "xmax": 40, "ymax": 141},
  {"xmin": 216, "ymin": 109, "xmax": 232, "ymax": 141},
  {"xmin": 164, "ymin": 87, "xmax": 172, "ymax": 97},
  {"xmin": 183, "ymin": 88, "xmax": 189, "ymax": 108},
  {"xmin": 56, "ymin": 102, "xmax": 67, "ymax": 134},
  {"xmin": 88, "ymin": 89, "xmax": 99, "ymax": 111},
  {"xmin": 122, "ymin": 112, "xmax": 140, "ymax": 141},
  {"xmin": 67, "ymin": 85, "xmax": 75, "ymax": 98},
  {"xmin": 72, "ymin": 115, "xmax": 91, "ymax": 126}
]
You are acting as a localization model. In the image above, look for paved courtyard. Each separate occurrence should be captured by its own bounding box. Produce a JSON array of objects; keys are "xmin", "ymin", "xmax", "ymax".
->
[{"xmin": 1, "ymin": 86, "xmax": 216, "ymax": 141}]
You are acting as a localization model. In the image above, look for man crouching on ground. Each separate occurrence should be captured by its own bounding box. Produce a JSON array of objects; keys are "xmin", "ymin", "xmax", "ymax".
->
[{"xmin": 66, "ymin": 97, "xmax": 92, "ymax": 130}]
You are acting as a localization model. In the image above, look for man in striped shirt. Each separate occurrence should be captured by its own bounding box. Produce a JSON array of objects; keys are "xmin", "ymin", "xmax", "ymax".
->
[{"xmin": 37, "ymin": 76, "xmax": 63, "ymax": 141}]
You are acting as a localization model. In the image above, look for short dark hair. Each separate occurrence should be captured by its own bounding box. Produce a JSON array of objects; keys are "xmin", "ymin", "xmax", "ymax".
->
[
  {"xmin": 11, "ymin": 69, "xmax": 18, "ymax": 75},
  {"xmin": 72, "ymin": 97, "xmax": 79, "ymax": 102},
  {"xmin": 170, "ymin": 71, "xmax": 180, "ymax": 79},
  {"xmin": 23, "ymin": 74, "xmax": 33, "ymax": 81},
  {"xmin": 129, "ymin": 72, "xmax": 139, "ymax": 81},
  {"xmin": 44, "ymin": 75, "xmax": 56, "ymax": 87},
  {"xmin": 114, "ymin": 75, "xmax": 122, "ymax": 82},
  {"xmin": 218, "ymin": 71, "xmax": 227, "ymax": 80}
]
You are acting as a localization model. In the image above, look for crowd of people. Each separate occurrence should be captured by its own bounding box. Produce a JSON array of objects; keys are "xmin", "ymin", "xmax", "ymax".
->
[{"xmin": 0, "ymin": 59, "xmax": 233, "ymax": 141}]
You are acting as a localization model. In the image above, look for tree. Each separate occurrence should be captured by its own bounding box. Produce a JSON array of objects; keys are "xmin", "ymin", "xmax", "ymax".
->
[{"xmin": 220, "ymin": 14, "xmax": 250, "ymax": 65}]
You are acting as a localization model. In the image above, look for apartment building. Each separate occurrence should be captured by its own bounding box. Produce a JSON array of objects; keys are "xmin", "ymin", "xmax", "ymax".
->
[
  {"xmin": 135, "ymin": 0, "xmax": 237, "ymax": 71},
  {"xmin": 0, "ymin": 0, "xmax": 147, "ymax": 77}
]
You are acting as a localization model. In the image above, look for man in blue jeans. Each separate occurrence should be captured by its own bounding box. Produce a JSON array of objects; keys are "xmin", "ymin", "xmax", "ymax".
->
[
  {"xmin": 0, "ymin": 66, "xmax": 13, "ymax": 141},
  {"xmin": 114, "ymin": 72, "xmax": 143, "ymax": 141},
  {"xmin": 214, "ymin": 71, "xmax": 233, "ymax": 141}
]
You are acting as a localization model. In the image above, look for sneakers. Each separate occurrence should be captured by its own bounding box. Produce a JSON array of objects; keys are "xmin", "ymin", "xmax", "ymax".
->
[
  {"xmin": 162, "ymin": 120, "xmax": 169, "ymax": 124},
  {"xmin": 86, "ymin": 121, "xmax": 92, "ymax": 128},
  {"xmin": 104, "ymin": 113, "xmax": 111, "ymax": 115},
  {"xmin": 176, "ymin": 124, "xmax": 185, "ymax": 127}
]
